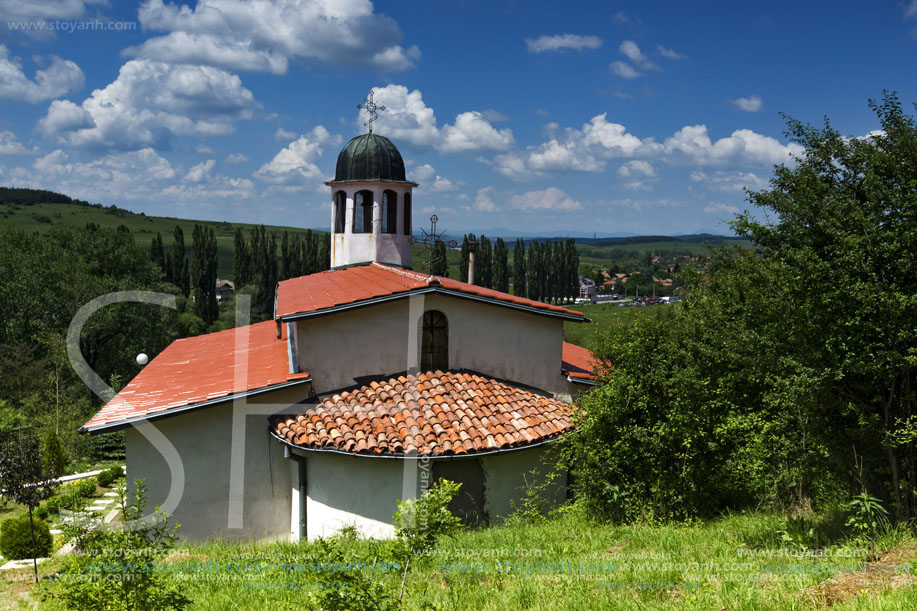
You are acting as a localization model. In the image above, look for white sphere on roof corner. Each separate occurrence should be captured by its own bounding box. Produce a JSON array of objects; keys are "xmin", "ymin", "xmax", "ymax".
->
[{"xmin": 136, "ymin": 353, "xmax": 148, "ymax": 366}]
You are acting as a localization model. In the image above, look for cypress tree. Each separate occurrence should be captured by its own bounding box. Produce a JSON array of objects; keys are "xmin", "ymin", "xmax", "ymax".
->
[
  {"xmin": 477, "ymin": 235, "xmax": 492, "ymax": 289},
  {"xmin": 233, "ymin": 228, "xmax": 250, "ymax": 286},
  {"xmin": 280, "ymin": 231, "xmax": 292, "ymax": 280},
  {"xmin": 513, "ymin": 238, "xmax": 526, "ymax": 297},
  {"xmin": 170, "ymin": 226, "xmax": 189, "ymax": 295},
  {"xmin": 191, "ymin": 224, "xmax": 218, "ymax": 324},
  {"xmin": 431, "ymin": 238, "xmax": 448, "ymax": 277},
  {"xmin": 493, "ymin": 237, "xmax": 508, "ymax": 293},
  {"xmin": 150, "ymin": 233, "xmax": 165, "ymax": 272}
]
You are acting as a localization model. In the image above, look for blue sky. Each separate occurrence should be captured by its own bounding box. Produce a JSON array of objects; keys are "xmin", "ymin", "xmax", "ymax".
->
[{"xmin": 1, "ymin": 1, "xmax": 916, "ymax": 236}]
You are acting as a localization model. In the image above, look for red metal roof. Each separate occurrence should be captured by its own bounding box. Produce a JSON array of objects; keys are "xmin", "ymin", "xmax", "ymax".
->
[
  {"xmin": 272, "ymin": 370, "xmax": 575, "ymax": 457},
  {"xmin": 82, "ymin": 321, "xmax": 310, "ymax": 432},
  {"xmin": 275, "ymin": 262, "xmax": 585, "ymax": 320},
  {"xmin": 561, "ymin": 341, "xmax": 597, "ymax": 380}
]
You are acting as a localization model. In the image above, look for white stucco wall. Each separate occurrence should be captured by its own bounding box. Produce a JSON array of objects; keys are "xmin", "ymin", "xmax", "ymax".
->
[
  {"xmin": 295, "ymin": 294, "xmax": 566, "ymax": 396},
  {"xmin": 481, "ymin": 444, "xmax": 567, "ymax": 523},
  {"xmin": 124, "ymin": 383, "xmax": 310, "ymax": 541},
  {"xmin": 285, "ymin": 445, "xmax": 567, "ymax": 540},
  {"xmin": 299, "ymin": 451, "xmax": 421, "ymax": 540}
]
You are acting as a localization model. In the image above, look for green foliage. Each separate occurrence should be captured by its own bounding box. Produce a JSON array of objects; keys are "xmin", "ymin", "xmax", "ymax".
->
[
  {"xmin": 44, "ymin": 495, "xmax": 62, "ymax": 515},
  {"xmin": 96, "ymin": 470, "xmax": 114, "ymax": 488},
  {"xmin": 43, "ymin": 429, "xmax": 69, "ymax": 477},
  {"xmin": 394, "ymin": 479, "xmax": 463, "ymax": 554},
  {"xmin": 54, "ymin": 480, "xmax": 191, "ymax": 611},
  {"xmin": 79, "ymin": 477, "xmax": 97, "ymax": 498},
  {"xmin": 509, "ymin": 468, "xmax": 562, "ymax": 525},
  {"xmin": 845, "ymin": 492, "xmax": 890, "ymax": 550},
  {"xmin": 571, "ymin": 93, "xmax": 917, "ymax": 522},
  {"xmin": 0, "ymin": 514, "xmax": 52, "ymax": 560},
  {"xmin": 308, "ymin": 536, "xmax": 398, "ymax": 611},
  {"xmin": 191, "ymin": 224, "xmax": 219, "ymax": 325}
]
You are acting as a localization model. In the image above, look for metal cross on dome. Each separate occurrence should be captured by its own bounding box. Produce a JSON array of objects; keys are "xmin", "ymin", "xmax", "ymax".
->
[
  {"xmin": 357, "ymin": 90, "xmax": 385, "ymax": 134},
  {"xmin": 410, "ymin": 214, "xmax": 457, "ymax": 274}
]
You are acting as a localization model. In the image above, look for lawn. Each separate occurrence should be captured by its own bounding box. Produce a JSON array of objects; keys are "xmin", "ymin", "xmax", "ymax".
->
[
  {"xmin": 564, "ymin": 302, "xmax": 669, "ymax": 351},
  {"xmin": 11, "ymin": 504, "xmax": 916, "ymax": 610}
]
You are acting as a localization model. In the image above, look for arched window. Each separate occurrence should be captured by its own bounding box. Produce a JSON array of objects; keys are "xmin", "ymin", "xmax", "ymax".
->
[
  {"xmin": 420, "ymin": 310, "xmax": 448, "ymax": 371},
  {"xmin": 353, "ymin": 190, "xmax": 373, "ymax": 234},
  {"xmin": 333, "ymin": 191, "xmax": 346, "ymax": 233},
  {"xmin": 403, "ymin": 192, "xmax": 412, "ymax": 235},
  {"xmin": 382, "ymin": 190, "xmax": 397, "ymax": 234}
]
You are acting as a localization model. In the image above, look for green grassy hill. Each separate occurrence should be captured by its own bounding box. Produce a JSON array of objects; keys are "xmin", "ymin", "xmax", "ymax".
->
[{"xmin": 0, "ymin": 188, "xmax": 741, "ymax": 282}]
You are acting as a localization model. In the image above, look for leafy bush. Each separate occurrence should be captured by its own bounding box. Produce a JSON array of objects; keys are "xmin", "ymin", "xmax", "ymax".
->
[
  {"xmin": 96, "ymin": 470, "xmax": 114, "ymax": 488},
  {"xmin": 78, "ymin": 478, "xmax": 96, "ymax": 498},
  {"xmin": 54, "ymin": 480, "xmax": 190, "ymax": 610},
  {"xmin": 44, "ymin": 496, "xmax": 62, "ymax": 515},
  {"xmin": 0, "ymin": 515, "xmax": 52, "ymax": 560},
  {"xmin": 34, "ymin": 505, "xmax": 49, "ymax": 521}
]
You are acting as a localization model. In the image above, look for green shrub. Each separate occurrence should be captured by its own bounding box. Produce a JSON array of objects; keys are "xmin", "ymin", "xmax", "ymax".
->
[
  {"xmin": 44, "ymin": 496, "xmax": 61, "ymax": 515},
  {"xmin": 55, "ymin": 480, "xmax": 190, "ymax": 610},
  {"xmin": 0, "ymin": 515, "xmax": 52, "ymax": 560},
  {"xmin": 96, "ymin": 470, "xmax": 114, "ymax": 488},
  {"xmin": 78, "ymin": 478, "xmax": 96, "ymax": 498},
  {"xmin": 34, "ymin": 505, "xmax": 49, "ymax": 521}
]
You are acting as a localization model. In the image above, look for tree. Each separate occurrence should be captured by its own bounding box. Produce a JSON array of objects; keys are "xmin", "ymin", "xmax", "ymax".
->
[
  {"xmin": 460, "ymin": 235, "xmax": 470, "ymax": 282},
  {"xmin": 149, "ymin": 233, "xmax": 165, "ymax": 272},
  {"xmin": 233, "ymin": 228, "xmax": 251, "ymax": 286},
  {"xmin": 477, "ymin": 235, "xmax": 492, "ymax": 288},
  {"xmin": 191, "ymin": 225, "xmax": 218, "ymax": 325},
  {"xmin": 734, "ymin": 91, "xmax": 917, "ymax": 517},
  {"xmin": 169, "ymin": 226, "xmax": 189, "ymax": 295},
  {"xmin": 431, "ymin": 238, "xmax": 448, "ymax": 277},
  {"xmin": 513, "ymin": 239, "xmax": 526, "ymax": 297},
  {"xmin": 0, "ymin": 432, "xmax": 56, "ymax": 582},
  {"xmin": 493, "ymin": 238, "xmax": 509, "ymax": 293}
]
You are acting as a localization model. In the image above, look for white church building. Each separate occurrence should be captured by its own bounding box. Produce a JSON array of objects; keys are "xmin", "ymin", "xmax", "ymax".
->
[{"xmin": 81, "ymin": 127, "xmax": 597, "ymax": 542}]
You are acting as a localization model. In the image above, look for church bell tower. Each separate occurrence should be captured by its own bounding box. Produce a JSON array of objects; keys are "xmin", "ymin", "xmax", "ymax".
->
[{"xmin": 325, "ymin": 91, "xmax": 416, "ymax": 269}]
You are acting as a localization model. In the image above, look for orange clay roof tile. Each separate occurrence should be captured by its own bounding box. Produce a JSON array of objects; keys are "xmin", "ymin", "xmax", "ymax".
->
[
  {"xmin": 82, "ymin": 321, "xmax": 309, "ymax": 432},
  {"xmin": 271, "ymin": 370, "xmax": 576, "ymax": 457},
  {"xmin": 275, "ymin": 262, "xmax": 585, "ymax": 320},
  {"xmin": 561, "ymin": 341, "xmax": 598, "ymax": 381}
]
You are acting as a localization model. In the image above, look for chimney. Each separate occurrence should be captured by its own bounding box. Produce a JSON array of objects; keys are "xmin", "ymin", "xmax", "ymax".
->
[{"xmin": 468, "ymin": 250, "xmax": 475, "ymax": 285}]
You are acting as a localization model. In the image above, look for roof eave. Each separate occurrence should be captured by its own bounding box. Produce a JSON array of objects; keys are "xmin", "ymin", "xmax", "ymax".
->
[{"xmin": 270, "ymin": 429, "xmax": 570, "ymax": 460}]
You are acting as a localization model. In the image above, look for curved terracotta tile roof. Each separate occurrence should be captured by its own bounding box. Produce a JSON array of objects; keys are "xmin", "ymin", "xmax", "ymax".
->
[
  {"xmin": 272, "ymin": 370, "xmax": 575, "ymax": 457},
  {"xmin": 82, "ymin": 321, "xmax": 310, "ymax": 433},
  {"xmin": 561, "ymin": 341, "xmax": 598, "ymax": 381},
  {"xmin": 275, "ymin": 262, "xmax": 585, "ymax": 320}
]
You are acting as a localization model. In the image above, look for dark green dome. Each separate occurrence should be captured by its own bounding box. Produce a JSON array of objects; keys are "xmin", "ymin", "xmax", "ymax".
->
[{"xmin": 334, "ymin": 133, "xmax": 406, "ymax": 182}]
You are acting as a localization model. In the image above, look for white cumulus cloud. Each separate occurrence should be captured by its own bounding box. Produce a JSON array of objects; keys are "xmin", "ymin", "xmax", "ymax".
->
[
  {"xmin": 658, "ymin": 46, "xmax": 687, "ymax": 60},
  {"xmin": 664, "ymin": 125, "xmax": 801, "ymax": 166},
  {"xmin": 619, "ymin": 40, "xmax": 658, "ymax": 70},
  {"xmin": 38, "ymin": 59, "xmax": 257, "ymax": 150},
  {"xmin": 125, "ymin": 0, "xmax": 420, "ymax": 73},
  {"xmin": 473, "ymin": 187, "xmax": 497, "ymax": 212},
  {"xmin": 509, "ymin": 187, "xmax": 582, "ymax": 211},
  {"xmin": 363, "ymin": 85, "xmax": 512, "ymax": 153},
  {"xmin": 438, "ymin": 111, "xmax": 514, "ymax": 153},
  {"xmin": 255, "ymin": 125, "xmax": 339, "ymax": 184},
  {"xmin": 703, "ymin": 201, "xmax": 740, "ymax": 215},
  {"xmin": 525, "ymin": 34, "xmax": 602, "ymax": 53},
  {"xmin": 184, "ymin": 159, "xmax": 216, "ymax": 183},
  {"xmin": 0, "ymin": 45, "xmax": 84, "ymax": 102},
  {"xmin": 0, "ymin": 131, "xmax": 33, "ymax": 155},
  {"xmin": 610, "ymin": 60, "xmax": 640, "ymax": 79},
  {"xmin": 731, "ymin": 95, "xmax": 763, "ymax": 112}
]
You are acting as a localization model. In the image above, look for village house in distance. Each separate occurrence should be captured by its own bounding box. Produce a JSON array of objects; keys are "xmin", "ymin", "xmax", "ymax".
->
[{"xmin": 80, "ymin": 107, "xmax": 597, "ymax": 542}]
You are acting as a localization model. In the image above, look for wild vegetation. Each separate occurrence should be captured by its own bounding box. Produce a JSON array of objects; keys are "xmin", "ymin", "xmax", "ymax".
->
[{"xmin": 2, "ymin": 93, "xmax": 916, "ymax": 608}]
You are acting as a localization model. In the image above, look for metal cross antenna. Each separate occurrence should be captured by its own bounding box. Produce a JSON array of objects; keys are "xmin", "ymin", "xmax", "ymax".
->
[
  {"xmin": 357, "ymin": 89, "xmax": 385, "ymax": 134},
  {"xmin": 409, "ymin": 214, "xmax": 457, "ymax": 274}
]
